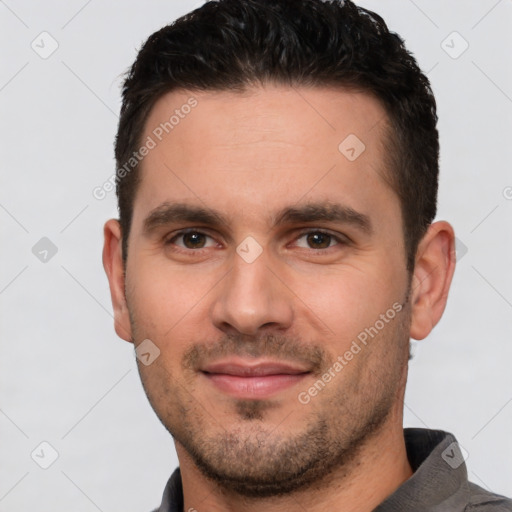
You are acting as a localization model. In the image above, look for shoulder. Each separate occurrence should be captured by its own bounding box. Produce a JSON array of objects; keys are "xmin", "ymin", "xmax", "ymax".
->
[{"xmin": 466, "ymin": 482, "xmax": 512, "ymax": 511}]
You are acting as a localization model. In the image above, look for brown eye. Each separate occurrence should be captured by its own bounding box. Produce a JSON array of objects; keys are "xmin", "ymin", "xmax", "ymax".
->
[
  {"xmin": 295, "ymin": 230, "xmax": 344, "ymax": 250},
  {"xmin": 165, "ymin": 230, "xmax": 216, "ymax": 250},
  {"xmin": 306, "ymin": 232, "xmax": 332, "ymax": 249},
  {"xmin": 181, "ymin": 232, "xmax": 207, "ymax": 249}
]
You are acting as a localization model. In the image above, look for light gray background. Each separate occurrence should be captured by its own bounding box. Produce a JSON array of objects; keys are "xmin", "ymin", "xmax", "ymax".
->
[{"xmin": 1, "ymin": 0, "xmax": 511, "ymax": 510}]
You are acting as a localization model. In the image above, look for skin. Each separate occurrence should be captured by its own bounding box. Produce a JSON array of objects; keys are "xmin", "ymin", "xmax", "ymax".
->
[{"xmin": 103, "ymin": 84, "xmax": 456, "ymax": 512}]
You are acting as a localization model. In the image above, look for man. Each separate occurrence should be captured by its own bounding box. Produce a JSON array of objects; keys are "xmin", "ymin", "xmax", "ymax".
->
[{"xmin": 102, "ymin": 0, "xmax": 512, "ymax": 510}]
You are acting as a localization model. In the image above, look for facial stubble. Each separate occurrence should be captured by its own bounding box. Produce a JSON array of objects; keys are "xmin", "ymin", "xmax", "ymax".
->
[{"xmin": 128, "ymin": 294, "xmax": 412, "ymax": 499}]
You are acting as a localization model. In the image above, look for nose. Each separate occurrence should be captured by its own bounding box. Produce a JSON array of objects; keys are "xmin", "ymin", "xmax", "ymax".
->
[{"xmin": 210, "ymin": 247, "xmax": 294, "ymax": 337}]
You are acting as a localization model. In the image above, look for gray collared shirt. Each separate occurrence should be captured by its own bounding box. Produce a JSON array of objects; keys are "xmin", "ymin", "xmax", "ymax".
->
[{"xmin": 152, "ymin": 428, "xmax": 512, "ymax": 512}]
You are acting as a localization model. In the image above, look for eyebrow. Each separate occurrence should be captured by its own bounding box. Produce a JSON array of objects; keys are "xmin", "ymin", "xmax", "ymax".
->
[{"xmin": 142, "ymin": 200, "xmax": 373, "ymax": 236}]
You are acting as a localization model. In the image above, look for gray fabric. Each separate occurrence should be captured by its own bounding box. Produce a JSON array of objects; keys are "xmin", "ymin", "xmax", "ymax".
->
[
  {"xmin": 151, "ymin": 428, "xmax": 512, "ymax": 512},
  {"xmin": 374, "ymin": 429, "xmax": 512, "ymax": 512}
]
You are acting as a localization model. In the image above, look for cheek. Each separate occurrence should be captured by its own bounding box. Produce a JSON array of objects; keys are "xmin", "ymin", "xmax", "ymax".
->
[
  {"xmin": 290, "ymin": 267, "xmax": 399, "ymax": 347},
  {"xmin": 299, "ymin": 280, "xmax": 365, "ymax": 341},
  {"xmin": 127, "ymin": 260, "xmax": 210, "ymax": 341}
]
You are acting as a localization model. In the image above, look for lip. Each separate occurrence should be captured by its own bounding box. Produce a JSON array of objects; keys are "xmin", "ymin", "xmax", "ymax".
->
[{"xmin": 201, "ymin": 358, "xmax": 311, "ymax": 399}]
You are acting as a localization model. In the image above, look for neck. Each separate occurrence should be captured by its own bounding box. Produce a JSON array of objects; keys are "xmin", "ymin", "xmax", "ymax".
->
[{"xmin": 176, "ymin": 405, "xmax": 413, "ymax": 512}]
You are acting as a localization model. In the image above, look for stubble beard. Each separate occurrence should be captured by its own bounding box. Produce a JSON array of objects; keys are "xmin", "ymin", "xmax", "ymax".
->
[{"xmin": 130, "ymin": 296, "xmax": 412, "ymax": 498}]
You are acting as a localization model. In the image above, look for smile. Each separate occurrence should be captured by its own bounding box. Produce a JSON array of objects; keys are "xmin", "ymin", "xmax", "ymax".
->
[{"xmin": 201, "ymin": 358, "xmax": 311, "ymax": 399}]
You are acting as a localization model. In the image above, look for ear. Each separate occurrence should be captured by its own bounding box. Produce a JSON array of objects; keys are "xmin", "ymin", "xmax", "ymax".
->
[
  {"xmin": 102, "ymin": 219, "xmax": 133, "ymax": 343},
  {"xmin": 409, "ymin": 220, "xmax": 456, "ymax": 340}
]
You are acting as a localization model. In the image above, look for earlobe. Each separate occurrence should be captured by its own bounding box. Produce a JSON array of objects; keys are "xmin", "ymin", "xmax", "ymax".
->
[
  {"xmin": 409, "ymin": 221, "xmax": 456, "ymax": 341},
  {"xmin": 102, "ymin": 219, "xmax": 133, "ymax": 343}
]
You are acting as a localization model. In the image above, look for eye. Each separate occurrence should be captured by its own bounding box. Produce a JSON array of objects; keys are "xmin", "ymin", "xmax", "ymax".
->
[
  {"xmin": 165, "ymin": 229, "xmax": 217, "ymax": 250},
  {"xmin": 163, "ymin": 228, "xmax": 348, "ymax": 254},
  {"xmin": 294, "ymin": 230, "xmax": 346, "ymax": 250}
]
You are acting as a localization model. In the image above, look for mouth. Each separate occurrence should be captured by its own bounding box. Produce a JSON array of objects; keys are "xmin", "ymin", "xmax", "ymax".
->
[{"xmin": 200, "ymin": 358, "xmax": 311, "ymax": 399}]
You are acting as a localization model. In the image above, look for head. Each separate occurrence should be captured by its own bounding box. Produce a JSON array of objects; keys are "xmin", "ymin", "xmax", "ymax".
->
[
  {"xmin": 103, "ymin": 0, "xmax": 455, "ymax": 499},
  {"xmin": 115, "ymin": 0, "xmax": 440, "ymax": 276}
]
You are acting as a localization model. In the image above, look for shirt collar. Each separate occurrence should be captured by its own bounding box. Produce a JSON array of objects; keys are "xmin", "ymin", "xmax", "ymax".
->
[{"xmin": 374, "ymin": 428, "xmax": 470, "ymax": 512}]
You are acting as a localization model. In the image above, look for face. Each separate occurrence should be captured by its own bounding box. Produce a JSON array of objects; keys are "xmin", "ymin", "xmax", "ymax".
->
[{"xmin": 117, "ymin": 85, "xmax": 414, "ymax": 496}]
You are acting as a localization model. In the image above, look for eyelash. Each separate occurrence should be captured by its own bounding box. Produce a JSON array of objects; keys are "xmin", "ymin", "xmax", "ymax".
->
[{"xmin": 164, "ymin": 228, "xmax": 349, "ymax": 254}]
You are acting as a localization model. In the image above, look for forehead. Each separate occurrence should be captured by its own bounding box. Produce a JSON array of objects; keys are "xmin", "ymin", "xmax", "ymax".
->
[
  {"xmin": 132, "ymin": 84, "xmax": 399, "ymax": 234},
  {"xmin": 143, "ymin": 85, "xmax": 389, "ymax": 156}
]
